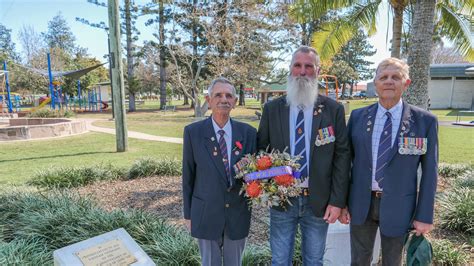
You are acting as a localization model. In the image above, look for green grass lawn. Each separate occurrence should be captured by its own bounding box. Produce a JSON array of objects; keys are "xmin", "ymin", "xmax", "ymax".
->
[
  {"xmin": 0, "ymin": 132, "xmax": 182, "ymax": 185},
  {"xmin": 438, "ymin": 126, "xmax": 473, "ymax": 164}
]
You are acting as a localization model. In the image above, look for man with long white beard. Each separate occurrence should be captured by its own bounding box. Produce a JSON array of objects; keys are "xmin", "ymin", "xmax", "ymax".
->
[{"xmin": 257, "ymin": 46, "xmax": 351, "ymax": 265}]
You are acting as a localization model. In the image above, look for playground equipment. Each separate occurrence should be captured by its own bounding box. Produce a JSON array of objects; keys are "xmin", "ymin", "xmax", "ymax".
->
[{"xmin": 318, "ymin": 74, "xmax": 340, "ymax": 101}]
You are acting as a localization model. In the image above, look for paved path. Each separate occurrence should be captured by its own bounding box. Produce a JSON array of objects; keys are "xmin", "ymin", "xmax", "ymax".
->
[{"xmin": 84, "ymin": 119, "xmax": 183, "ymax": 144}]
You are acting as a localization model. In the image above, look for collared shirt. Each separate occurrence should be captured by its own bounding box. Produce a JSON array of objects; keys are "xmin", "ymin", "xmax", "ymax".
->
[
  {"xmin": 212, "ymin": 117, "xmax": 232, "ymax": 168},
  {"xmin": 371, "ymin": 99, "xmax": 403, "ymax": 191},
  {"xmin": 289, "ymin": 104, "xmax": 313, "ymax": 187}
]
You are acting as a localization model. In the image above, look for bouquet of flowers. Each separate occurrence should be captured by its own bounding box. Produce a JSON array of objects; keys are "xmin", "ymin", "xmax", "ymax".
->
[{"xmin": 234, "ymin": 149, "xmax": 304, "ymax": 209}]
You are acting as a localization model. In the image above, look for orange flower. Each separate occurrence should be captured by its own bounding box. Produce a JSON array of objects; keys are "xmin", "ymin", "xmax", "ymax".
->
[
  {"xmin": 274, "ymin": 174, "xmax": 294, "ymax": 187},
  {"xmin": 246, "ymin": 181, "xmax": 262, "ymax": 198},
  {"xmin": 256, "ymin": 156, "xmax": 272, "ymax": 170}
]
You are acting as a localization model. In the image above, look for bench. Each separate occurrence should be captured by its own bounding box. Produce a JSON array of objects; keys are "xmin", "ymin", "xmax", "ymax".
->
[{"xmin": 456, "ymin": 110, "xmax": 474, "ymax": 122}]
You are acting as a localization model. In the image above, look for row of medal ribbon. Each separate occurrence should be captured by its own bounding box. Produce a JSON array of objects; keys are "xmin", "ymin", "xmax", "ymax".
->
[
  {"xmin": 398, "ymin": 137, "xmax": 427, "ymax": 155},
  {"xmin": 315, "ymin": 126, "xmax": 335, "ymax": 146}
]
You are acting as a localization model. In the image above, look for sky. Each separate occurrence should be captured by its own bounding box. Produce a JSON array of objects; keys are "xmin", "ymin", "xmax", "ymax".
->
[{"xmin": 1, "ymin": 0, "xmax": 393, "ymax": 81}]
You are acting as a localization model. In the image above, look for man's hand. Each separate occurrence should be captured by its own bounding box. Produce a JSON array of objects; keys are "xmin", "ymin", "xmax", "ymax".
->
[
  {"xmin": 338, "ymin": 207, "xmax": 351, "ymax": 224},
  {"xmin": 185, "ymin": 219, "xmax": 191, "ymax": 232},
  {"xmin": 413, "ymin": 220, "xmax": 433, "ymax": 236},
  {"xmin": 323, "ymin": 205, "xmax": 341, "ymax": 224}
]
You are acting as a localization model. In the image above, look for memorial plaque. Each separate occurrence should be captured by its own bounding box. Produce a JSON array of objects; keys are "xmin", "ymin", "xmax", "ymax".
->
[
  {"xmin": 76, "ymin": 239, "xmax": 137, "ymax": 266},
  {"xmin": 53, "ymin": 228, "xmax": 155, "ymax": 266}
]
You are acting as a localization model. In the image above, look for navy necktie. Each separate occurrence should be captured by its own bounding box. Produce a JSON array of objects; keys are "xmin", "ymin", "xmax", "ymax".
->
[
  {"xmin": 294, "ymin": 107, "xmax": 308, "ymax": 177},
  {"xmin": 375, "ymin": 112, "xmax": 393, "ymax": 189},
  {"xmin": 218, "ymin": 129, "xmax": 232, "ymax": 187}
]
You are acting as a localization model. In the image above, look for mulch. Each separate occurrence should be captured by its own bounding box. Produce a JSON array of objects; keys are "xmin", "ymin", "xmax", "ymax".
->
[{"xmin": 75, "ymin": 175, "xmax": 270, "ymax": 245}]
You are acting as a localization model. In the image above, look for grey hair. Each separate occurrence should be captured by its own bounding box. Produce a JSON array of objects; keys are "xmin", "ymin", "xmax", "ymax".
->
[
  {"xmin": 289, "ymin": 45, "xmax": 320, "ymax": 70},
  {"xmin": 207, "ymin": 77, "xmax": 236, "ymax": 97},
  {"xmin": 375, "ymin": 57, "xmax": 410, "ymax": 81}
]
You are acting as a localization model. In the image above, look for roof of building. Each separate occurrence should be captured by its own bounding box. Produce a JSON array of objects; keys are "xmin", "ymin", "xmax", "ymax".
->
[{"xmin": 430, "ymin": 63, "xmax": 474, "ymax": 77}]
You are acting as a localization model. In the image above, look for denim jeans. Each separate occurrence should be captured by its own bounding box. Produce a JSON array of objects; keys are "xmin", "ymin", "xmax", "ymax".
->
[{"xmin": 270, "ymin": 195, "xmax": 329, "ymax": 266}]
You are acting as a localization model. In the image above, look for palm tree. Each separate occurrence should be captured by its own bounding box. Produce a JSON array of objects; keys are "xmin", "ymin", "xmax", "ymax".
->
[
  {"xmin": 291, "ymin": 0, "xmax": 473, "ymax": 61},
  {"xmin": 405, "ymin": 0, "xmax": 436, "ymax": 109}
]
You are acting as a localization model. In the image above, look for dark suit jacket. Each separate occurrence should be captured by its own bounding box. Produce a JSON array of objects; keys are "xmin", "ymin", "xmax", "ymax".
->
[
  {"xmin": 347, "ymin": 102, "xmax": 438, "ymax": 237},
  {"xmin": 257, "ymin": 95, "xmax": 351, "ymax": 216},
  {"xmin": 182, "ymin": 117, "xmax": 257, "ymax": 240}
]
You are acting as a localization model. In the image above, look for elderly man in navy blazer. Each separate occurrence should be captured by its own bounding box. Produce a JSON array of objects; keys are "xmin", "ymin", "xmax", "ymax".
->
[
  {"xmin": 182, "ymin": 77, "xmax": 257, "ymax": 266},
  {"xmin": 339, "ymin": 58, "xmax": 438, "ymax": 266}
]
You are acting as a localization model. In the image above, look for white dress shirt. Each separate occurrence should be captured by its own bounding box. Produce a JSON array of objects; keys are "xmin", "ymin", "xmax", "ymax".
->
[
  {"xmin": 212, "ymin": 117, "xmax": 232, "ymax": 168},
  {"xmin": 371, "ymin": 100, "xmax": 403, "ymax": 191}
]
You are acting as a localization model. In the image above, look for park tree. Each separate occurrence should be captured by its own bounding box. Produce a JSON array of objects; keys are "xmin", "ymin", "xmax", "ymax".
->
[
  {"xmin": 142, "ymin": 0, "xmax": 174, "ymax": 110},
  {"xmin": 332, "ymin": 29, "xmax": 376, "ymax": 94},
  {"xmin": 0, "ymin": 23, "xmax": 19, "ymax": 62},
  {"xmin": 298, "ymin": 0, "xmax": 473, "ymax": 61},
  {"xmin": 42, "ymin": 13, "xmax": 78, "ymax": 55},
  {"xmin": 326, "ymin": 60, "xmax": 358, "ymax": 97},
  {"xmin": 405, "ymin": 0, "xmax": 436, "ymax": 110},
  {"xmin": 18, "ymin": 25, "xmax": 44, "ymax": 64}
]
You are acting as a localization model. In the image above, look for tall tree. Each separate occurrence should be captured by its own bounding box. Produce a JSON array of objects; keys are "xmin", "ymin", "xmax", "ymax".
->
[
  {"xmin": 299, "ymin": 0, "xmax": 473, "ymax": 61},
  {"xmin": 0, "ymin": 23, "xmax": 19, "ymax": 62},
  {"xmin": 42, "ymin": 13, "xmax": 78, "ymax": 55},
  {"xmin": 405, "ymin": 0, "xmax": 436, "ymax": 109},
  {"xmin": 333, "ymin": 29, "xmax": 376, "ymax": 94},
  {"xmin": 18, "ymin": 25, "xmax": 44, "ymax": 64}
]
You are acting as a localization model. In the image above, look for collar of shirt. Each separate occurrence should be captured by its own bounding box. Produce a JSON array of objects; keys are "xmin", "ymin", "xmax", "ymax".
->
[{"xmin": 211, "ymin": 117, "xmax": 232, "ymax": 163}]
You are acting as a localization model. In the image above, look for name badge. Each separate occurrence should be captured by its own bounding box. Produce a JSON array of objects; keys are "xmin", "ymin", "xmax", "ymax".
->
[
  {"xmin": 315, "ymin": 125, "xmax": 336, "ymax": 146},
  {"xmin": 398, "ymin": 137, "xmax": 427, "ymax": 155}
]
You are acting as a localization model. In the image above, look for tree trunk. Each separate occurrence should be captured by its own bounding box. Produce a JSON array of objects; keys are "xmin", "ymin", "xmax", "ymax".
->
[
  {"xmin": 129, "ymin": 92, "xmax": 136, "ymax": 112},
  {"xmin": 239, "ymin": 83, "xmax": 245, "ymax": 106},
  {"xmin": 405, "ymin": 0, "xmax": 435, "ymax": 110},
  {"xmin": 184, "ymin": 94, "xmax": 189, "ymax": 105},
  {"xmin": 159, "ymin": 0, "xmax": 167, "ymax": 110},
  {"xmin": 390, "ymin": 4, "xmax": 404, "ymax": 58},
  {"xmin": 125, "ymin": 0, "xmax": 136, "ymax": 112}
]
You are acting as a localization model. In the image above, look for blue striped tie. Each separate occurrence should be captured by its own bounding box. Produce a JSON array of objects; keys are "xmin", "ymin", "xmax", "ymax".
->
[
  {"xmin": 218, "ymin": 130, "xmax": 232, "ymax": 188},
  {"xmin": 295, "ymin": 108, "xmax": 308, "ymax": 177},
  {"xmin": 375, "ymin": 112, "xmax": 392, "ymax": 188}
]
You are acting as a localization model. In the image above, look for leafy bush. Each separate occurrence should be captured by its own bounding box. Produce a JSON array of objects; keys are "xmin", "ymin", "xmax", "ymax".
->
[
  {"xmin": 432, "ymin": 239, "xmax": 469, "ymax": 265},
  {"xmin": 0, "ymin": 191, "xmax": 200, "ymax": 265},
  {"xmin": 28, "ymin": 109, "xmax": 75, "ymax": 118},
  {"xmin": 438, "ymin": 163, "xmax": 471, "ymax": 179},
  {"xmin": 242, "ymin": 244, "xmax": 272, "ymax": 265},
  {"xmin": 128, "ymin": 157, "xmax": 181, "ymax": 179},
  {"xmin": 453, "ymin": 172, "xmax": 474, "ymax": 189},
  {"xmin": 28, "ymin": 164, "xmax": 126, "ymax": 188},
  {"xmin": 437, "ymin": 188, "xmax": 474, "ymax": 235}
]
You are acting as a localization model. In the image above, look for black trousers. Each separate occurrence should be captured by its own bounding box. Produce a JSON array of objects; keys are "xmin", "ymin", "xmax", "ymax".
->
[{"xmin": 350, "ymin": 193, "xmax": 406, "ymax": 266}]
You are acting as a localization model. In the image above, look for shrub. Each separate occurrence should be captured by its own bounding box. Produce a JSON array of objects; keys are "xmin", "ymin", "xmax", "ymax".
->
[
  {"xmin": 437, "ymin": 188, "xmax": 474, "ymax": 235},
  {"xmin": 127, "ymin": 157, "xmax": 181, "ymax": 179},
  {"xmin": 28, "ymin": 109, "xmax": 75, "ymax": 118},
  {"xmin": 0, "ymin": 190, "xmax": 200, "ymax": 265},
  {"xmin": 438, "ymin": 163, "xmax": 471, "ymax": 179},
  {"xmin": 242, "ymin": 244, "xmax": 272, "ymax": 265},
  {"xmin": 28, "ymin": 164, "xmax": 126, "ymax": 188},
  {"xmin": 432, "ymin": 239, "xmax": 469, "ymax": 265},
  {"xmin": 453, "ymin": 172, "xmax": 474, "ymax": 189}
]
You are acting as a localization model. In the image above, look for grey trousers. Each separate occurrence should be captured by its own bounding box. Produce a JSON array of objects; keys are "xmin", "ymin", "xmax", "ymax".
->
[
  {"xmin": 350, "ymin": 194, "xmax": 406, "ymax": 266},
  {"xmin": 197, "ymin": 234, "xmax": 246, "ymax": 266}
]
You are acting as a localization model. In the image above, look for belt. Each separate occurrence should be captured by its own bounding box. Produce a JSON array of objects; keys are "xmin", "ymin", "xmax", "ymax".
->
[
  {"xmin": 301, "ymin": 188, "xmax": 309, "ymax": 196},
  {"xmin": 372, "ymin": 191, "xmax": 383, "ymax": 198}
]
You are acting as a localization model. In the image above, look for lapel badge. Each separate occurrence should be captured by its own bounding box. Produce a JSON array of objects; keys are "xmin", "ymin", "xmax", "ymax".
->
[
  {"xmin": 367, "ymin": 127, "xmax": 371, "ymax": 132},
  {"xmin": 401, "ymin": 126, "xmax": 406, "ymax": 131},
  {"xmin": 410, "ymin": 132, "xmax": 415, "ymax": 137},
  {"xmin": 367, "ymin": 120, "xmax": 372, "ymax": 126},
  {"xmin": 235, "ymin": 151, "xmax": 240, "ymax": 156},
  {"xmin": 211, "ymin": 137, "xmax": 215, "ymax": 142},
  {"xmin": 213, "ymin": 146, "xmax": 218, "ymax": 156},
  {"xmin": 313, "ymin": 110, "xmax": 319, "ymax": 116}
]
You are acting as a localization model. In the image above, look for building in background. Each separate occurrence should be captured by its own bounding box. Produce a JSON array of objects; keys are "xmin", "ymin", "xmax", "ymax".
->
[{"xmin": 429, "ymin": 64, "xmax": 474, "ymax": 110}]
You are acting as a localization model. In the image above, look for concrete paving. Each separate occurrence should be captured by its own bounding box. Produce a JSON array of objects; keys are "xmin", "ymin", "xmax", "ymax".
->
[{"xmin": 84, "ymin": 119, "xmax": 183, "ymax": 144}]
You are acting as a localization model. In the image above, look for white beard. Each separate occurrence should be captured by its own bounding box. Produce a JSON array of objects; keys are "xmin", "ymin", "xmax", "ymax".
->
[{"xmin": 286, "ymin": 75, "xmax": 318, "ymax": 108}]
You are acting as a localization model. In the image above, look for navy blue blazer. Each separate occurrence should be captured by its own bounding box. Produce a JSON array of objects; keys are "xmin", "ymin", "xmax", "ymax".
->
[
  {"xmin": 182, "ymin": 117, "xmax": 257, "ymax": 240},
  {"xmin": 347, "ymin": 102, "xmax": 438, "ymax": 237}
]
